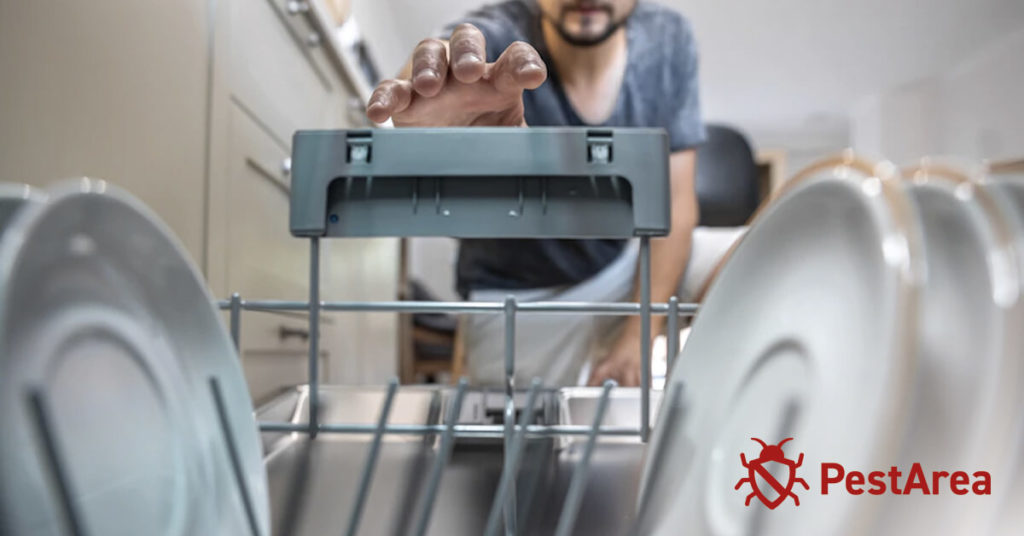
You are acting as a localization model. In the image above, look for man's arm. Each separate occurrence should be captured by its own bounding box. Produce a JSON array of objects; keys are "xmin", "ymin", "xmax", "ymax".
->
[{"xmin": 588, "ymin": 149, "xmax": 698, "ymax": 386}]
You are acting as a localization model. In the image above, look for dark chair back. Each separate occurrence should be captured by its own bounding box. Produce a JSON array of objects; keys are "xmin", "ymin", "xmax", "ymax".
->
[{"xmin": 695, "ymin": 124, "xmax": 760, "ymax": 226}]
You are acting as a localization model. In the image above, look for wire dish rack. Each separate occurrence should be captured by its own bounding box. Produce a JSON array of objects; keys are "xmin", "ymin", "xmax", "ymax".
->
[{"xmin": 218, "ymin": 127, "xmax": 699, "ymax": 536}]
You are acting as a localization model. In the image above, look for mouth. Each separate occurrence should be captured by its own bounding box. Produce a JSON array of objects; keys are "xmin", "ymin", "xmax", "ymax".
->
[{"xmin": 567, "ymin": 2, "xmax": 609, "ymax": 16}]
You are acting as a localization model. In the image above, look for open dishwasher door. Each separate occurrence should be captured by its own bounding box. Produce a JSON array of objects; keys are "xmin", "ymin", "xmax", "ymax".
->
[{"xmin": 257, "ymin": 385, "xmax": 662, "ymax": 536}]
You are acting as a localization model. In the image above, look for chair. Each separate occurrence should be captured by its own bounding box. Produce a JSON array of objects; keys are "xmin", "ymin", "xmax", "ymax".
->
[{"xmin": 695, "ymin": 124, "xmax": 760, "ymax": 226}]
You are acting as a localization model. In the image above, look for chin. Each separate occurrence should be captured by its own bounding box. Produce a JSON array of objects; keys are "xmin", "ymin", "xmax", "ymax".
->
[
  {"xmin": 565, "ymin": 15, "xmax": 611, "ymax": 31},
  {"xmin": 564, "ymin": 26, "xmax": 611, "ymax": 41}
]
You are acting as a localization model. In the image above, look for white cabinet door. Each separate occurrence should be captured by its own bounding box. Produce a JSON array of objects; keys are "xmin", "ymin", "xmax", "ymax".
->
[
  {"xmin": 219, "ymin": 102, "xmax": 398, "ymax": 397},
  {"xmin": 222, "ymin": 102, "xmax": 332, "ymax": 402},
  {"xmin": 227, "ymin": 0, "xmax": 342, "ymax": 143},
  {"xmin": 206, "ymin": 0, "xmax": 401, "ymax": 389},
  {"xmin": 224, "ymin": 103, "xmax": 308, "ymax": 301}
]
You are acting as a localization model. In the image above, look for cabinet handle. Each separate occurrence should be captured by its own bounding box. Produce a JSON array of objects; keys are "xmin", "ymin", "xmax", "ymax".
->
[
  {"xmin": 279, "ymin": 325, "xmax": 309, "ymax": 342},
  {"xmin": 281, "ymin": 157, "xmax": 292, "ymax": 177},
  {"xmin": 286, "ymin": 1, "xmax": 309, "ymax": 15},
  {"xmin": 306, "ymin": 32, "xmax": 321, "ymax": 48}
]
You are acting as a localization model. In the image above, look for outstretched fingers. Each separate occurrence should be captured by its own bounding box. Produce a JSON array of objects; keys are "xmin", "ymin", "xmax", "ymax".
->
[
  {"xmin": 448, "ymin": 24, "xmax": 487, "ymax": 83},
  {"xmin": 489, "ymin": 40, "xmax": 547, "ymax": 93},
  {"xmin": 366, "ymin": 79, "xmax": 413, "ymax": 123},
  {"xmin": 410, "ymin": 38, "xmax": 449, "ymax": 97}
]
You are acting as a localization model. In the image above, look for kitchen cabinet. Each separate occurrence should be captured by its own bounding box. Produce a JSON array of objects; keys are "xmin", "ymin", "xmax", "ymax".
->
[
  {"xmin": 205, "ymin": 0, "xmax": 399, "ymax": 399},
  {"xmin": 216, "ymin": 101, "xmax": 330, "ymax": 402},
  {"xmin": 221, "ymin": 104, "xmax": 308, "ymax": 302},
  {"xmin": 0, "ymin": 0, "xmax": 399, "ymax": 403}
]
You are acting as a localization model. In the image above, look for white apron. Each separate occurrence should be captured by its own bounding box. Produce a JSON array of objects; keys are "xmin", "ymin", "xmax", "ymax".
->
[{"xmin": 462, "ymin": 227, "xmax": 746, "ymax": 387}]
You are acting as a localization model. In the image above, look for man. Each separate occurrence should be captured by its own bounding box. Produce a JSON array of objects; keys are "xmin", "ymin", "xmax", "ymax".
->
[{"xmin": 367, "ymin": 0, "xmax": 704, "ymax": 387}]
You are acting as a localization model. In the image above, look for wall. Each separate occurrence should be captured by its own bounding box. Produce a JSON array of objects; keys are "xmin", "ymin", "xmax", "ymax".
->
[
  {"xmin": 0, "ymin": 0, "xmax": 211, "ymax": 264},
  {"xmin": 939, "ymin": 27, "xmax": 1024, "ymax": 162},
  {"xmin": 749, "ymin": 124, "xmax": 851, "ymax": 179},
  {"xmin": 852, "ymin": 27, "xmax": 1024, "ymax": 165}
]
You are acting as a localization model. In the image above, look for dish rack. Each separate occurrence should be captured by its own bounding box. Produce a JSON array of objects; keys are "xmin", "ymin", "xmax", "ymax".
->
[{"xmin": 218, "ymin": 127, "xmax": 699, "ymax": 536}]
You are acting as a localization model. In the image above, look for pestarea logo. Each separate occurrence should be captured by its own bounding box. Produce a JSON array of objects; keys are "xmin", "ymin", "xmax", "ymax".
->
[
  {"xmin": 735, "ymin": 437, "xmax": 992, "ymax": 509},
  {"xmin": 735, "ymin": 438, "xmax": 810, "ymax": 508}
]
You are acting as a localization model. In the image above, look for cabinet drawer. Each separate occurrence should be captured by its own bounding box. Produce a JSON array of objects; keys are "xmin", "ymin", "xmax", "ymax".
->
[
  {"xmin": 243, "ymin": 351, "xmax": 327, "ymax": 405},
  {"xmin": 235, "ymin": 310, "xmax": 329, "ymax": 404},
  {"xmin": 225, "ymin": 102, "xmax": 309, "ymax": 300},
  {"xmin": 227, "ymin": 0, "xmax": 341, "ymax": 143}
]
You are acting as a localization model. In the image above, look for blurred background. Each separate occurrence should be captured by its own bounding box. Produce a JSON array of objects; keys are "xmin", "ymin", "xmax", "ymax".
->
[
  {"xmin": 356, "ymin": 0, "xmax": 1024, "ymax": 167},
  {"xmin": 351, "ymin": 0, "xmax": 1024, "ymax": 380},
  {"xmin": 1, "ymin": 0, "xmax": 1022, "ymax": 400}
]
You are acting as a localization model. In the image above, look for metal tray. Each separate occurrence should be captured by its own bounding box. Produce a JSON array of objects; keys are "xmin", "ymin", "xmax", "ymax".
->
[{"xmin": 256, "ymin": 385, "xmax": 660, "ymax": 536}]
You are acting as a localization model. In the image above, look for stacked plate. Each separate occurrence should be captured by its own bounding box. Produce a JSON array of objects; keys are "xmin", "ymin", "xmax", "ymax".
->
[
  {"xmin": 0, "ymin": 179, "xmax": 269, "ymax": 536},
  {"xmin": 636, "ymin": 157, "xmax": 1024, "ymax": 536}
]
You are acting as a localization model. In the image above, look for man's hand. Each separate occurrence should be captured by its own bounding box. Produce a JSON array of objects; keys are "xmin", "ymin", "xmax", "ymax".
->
[
  {"xmin": 588, "ymin": 331, "xmax": 643, "ymax": 387},
  {"xmin": 366, "ymin": 24, "xmax": 547, "ymax": 127},
  {"xmin": 588, "ymin": 151, "xmax": 699, "ymax": 388}
]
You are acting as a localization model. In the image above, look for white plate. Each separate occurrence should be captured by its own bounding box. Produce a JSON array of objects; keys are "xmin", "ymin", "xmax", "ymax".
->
[
  {"xmin": 980, "ymin": 179, "xmax": 1024, "ymax": 535},
  {"xmin": 635, "ymin": 174, "xmax": 924, "ymax": 536},
  {"xmin": 0, "ymin": 183, "xmax": 46, "ymax": 234},
  {"xmin": 0, "ymin": 179, "xmax": 269, "ymax": 536},
  {"xmin": 875, "ymin": 176, "xmax": 1024, "ymax": 534},
  {"xmin": 758, "ymin": 152, "xmax": 892, "ymax": 212}
]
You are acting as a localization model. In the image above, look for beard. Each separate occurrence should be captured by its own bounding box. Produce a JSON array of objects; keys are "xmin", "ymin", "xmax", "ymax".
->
[{"xmin": 542, "ymin": 3, "xmax": 635, "ymax": 47}]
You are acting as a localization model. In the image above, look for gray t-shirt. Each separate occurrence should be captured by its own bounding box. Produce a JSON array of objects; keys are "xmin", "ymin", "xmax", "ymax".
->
[{"xmin": 448, "ymin": 0, "xmax": 705, "ymax": 296}]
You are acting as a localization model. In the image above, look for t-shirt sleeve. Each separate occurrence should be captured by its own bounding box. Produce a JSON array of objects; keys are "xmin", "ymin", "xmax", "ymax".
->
[{"xmin": 666, "ymin": 16, "xmax": 706, "ymax": 151}]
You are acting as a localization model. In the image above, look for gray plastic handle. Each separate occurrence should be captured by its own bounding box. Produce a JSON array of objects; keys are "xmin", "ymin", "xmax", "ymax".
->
[{"xmin": 289, "ymin": 127, "xmax": 670, "ymax": 239}]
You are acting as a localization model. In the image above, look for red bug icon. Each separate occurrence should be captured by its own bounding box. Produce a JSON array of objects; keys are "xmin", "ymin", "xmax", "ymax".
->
[{"xmin": 735, "ymin": 437, "xmax": 809, "ymax": 509}]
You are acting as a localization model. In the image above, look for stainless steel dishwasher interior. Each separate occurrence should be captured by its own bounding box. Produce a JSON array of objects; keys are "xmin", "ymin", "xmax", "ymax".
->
[{"xmin": 258, "ymin": 385, "xmax": 662, "ymax": 536}]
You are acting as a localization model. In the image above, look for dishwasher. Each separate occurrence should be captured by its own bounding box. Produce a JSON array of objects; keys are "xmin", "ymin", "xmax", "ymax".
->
[
  {"xmin": 5, "ymin": 131, "xmax": 1017, "ymax": 535},
  {"xmin": 225, "ymin": 127, "xmax": 685, "ymax": 536}
]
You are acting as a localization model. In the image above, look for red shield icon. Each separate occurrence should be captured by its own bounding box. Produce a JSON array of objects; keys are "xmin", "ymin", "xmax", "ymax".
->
[{"xmin": 735, "ymin": 438, "xmax": 809, "ymax": 509}]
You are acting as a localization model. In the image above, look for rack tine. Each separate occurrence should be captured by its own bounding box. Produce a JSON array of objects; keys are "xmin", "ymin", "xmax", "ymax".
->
[
  {"xmin": 554, "ymin": 380, "xmax": 615, "ymax": 536},
  {"xmin": 276, "ymin": 394, "xmax": 322, "ymax": 536},
  {"xmin": 308, "ymin": 237, "xmax": 322, "ymax": 437},
  {"xmin": 412, "ymin": 378, "xmax": 468, "ymax": 536},
  {"xmin": 666, "ymin": 296, "xmax": 679, "ymax": 373},
  {"xmin": 484, "ymin": 378, "xmax": 543, "ymax": 536},
  {"xmin": 541, "ymin": 177, "xmax": 548, "ymax": 214},
  {"xmin": 210, "ymin": 378, "xmax": 263, "ymax": 536},
  {"xmin": 344, "ymin": 378, "xmax": 399, "ymax": 536},
  {"xmin": 502, "ymin": 395, "xmax": 517, "ymax": 536},
  {"xmin": 639, "ymin": 236, "xmax": 652, "ymax": 442},
  {"xmin": 502, "ymin": 295, "xmax": 518, "ymax": 535},
  {"xmin": 26, "ymin": 388, "xmax": 89, "ymax": 536},
  {"xmin": 412, "ymin": 178, "xmax": 420, "ymax": 214},
  {"xmin": 229, "ymin": 293, "xmax": 242, "ymax": 350},
  {"xmin": 504, "ymin": 296, "xmax": 517, "ymax": 396},
  {"xmin": 434, "ymin": 178, "xmax": 441, "ymax": 215},
  {"xmin": 515, "ymin": 177, "xmax": 524, "ymax": 217},
  {"xmin": 635, "ymin": 380, "xmax": 684, "ymax": 511}
]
